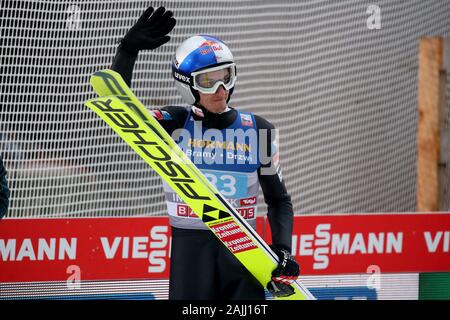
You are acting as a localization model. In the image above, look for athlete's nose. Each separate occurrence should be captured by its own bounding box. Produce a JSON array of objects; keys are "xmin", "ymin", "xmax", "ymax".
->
[{"xmin": 215, "ymin": 85, "xmax": 228, "ymax": 96}]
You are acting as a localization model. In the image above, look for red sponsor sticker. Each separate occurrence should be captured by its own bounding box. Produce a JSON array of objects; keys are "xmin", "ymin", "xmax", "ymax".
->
[
  {"xmin": 152, "ymin": 110, "xmax": 164, "ymax": 121},
  {"xmin": 240, "ymin": 197, "xmax": 257, "ymax": 206},
  {"xmin": 237, "ymin": 207, "xmax": 255, "ymax": 219},
  {"xmin": 209, "ymin": 220, "xmax": 257, "ymax": 254},
  {"xmin": 176, "ymin": 204, "xmax": 197, "ymax": 218},
  {"xmin": 240, "ymin": 114, "xmax": 253, "ymax": 127}
]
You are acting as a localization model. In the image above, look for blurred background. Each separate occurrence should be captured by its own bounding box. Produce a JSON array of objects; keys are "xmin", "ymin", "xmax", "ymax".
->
[{"xmin": 1, "ymin": 0, "xmax": 449, "ymax": 218}]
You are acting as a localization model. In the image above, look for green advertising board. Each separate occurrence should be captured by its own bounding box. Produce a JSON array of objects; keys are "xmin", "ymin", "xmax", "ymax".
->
[{"xmin": 419, "ymin": 273, "xmax": 450, "ymax": 300}]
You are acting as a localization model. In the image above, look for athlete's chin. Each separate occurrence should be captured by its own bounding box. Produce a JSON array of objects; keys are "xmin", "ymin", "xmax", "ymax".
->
[{"xmin": 209, "ymin": 101, "xmax": 228, "ymax": 113}]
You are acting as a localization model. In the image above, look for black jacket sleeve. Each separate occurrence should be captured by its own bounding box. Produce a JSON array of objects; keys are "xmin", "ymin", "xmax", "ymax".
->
[
  {"xmin": 0, "ymin": 156, "xmax": 10, "ymax": 218},
  {"xmin": 111, "ymin": 43, "xmax": 138, "ymax": 87},
  {"xmin": 110, "ymin": 44, "xmax": 188, "ymax": 133},
  {"xmin": 255, "ymin": 115, "xmax": 294, "ymax": 253}
]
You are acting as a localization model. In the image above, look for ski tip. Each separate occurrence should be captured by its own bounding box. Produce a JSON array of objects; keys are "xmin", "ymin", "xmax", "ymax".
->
[
  {"xmin": 92, "ymin": 69, "xmax": 118, "ymax": 78},
  {"xmin": 84, "ymin": 97, "xmax": 100, "ymax": 108},
  {"xmin": 89, "ymin": 69, "xmax": 128, "ymax": 98}
]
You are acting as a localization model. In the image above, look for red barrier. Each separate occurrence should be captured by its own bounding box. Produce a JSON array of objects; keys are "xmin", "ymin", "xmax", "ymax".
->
[
  {"xmin": 1, "ymin": 213, "xmax": 449, "ymax": 282},
  {"xmin": 0, "ymin": 217, "xmax": 172, "ymax": 282},
  {"xmin": 264, "ymin": 213, "xmax": 450, "ymax": 275}
]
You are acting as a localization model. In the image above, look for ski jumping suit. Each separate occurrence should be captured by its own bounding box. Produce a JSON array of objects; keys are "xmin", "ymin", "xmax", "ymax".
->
[{"xmin": 112, "ymin": 47, "xmax": 295, "ymax": 300}]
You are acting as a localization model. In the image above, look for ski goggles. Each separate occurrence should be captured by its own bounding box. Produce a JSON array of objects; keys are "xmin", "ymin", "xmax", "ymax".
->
[{"xmin": 191, "ymin": 63, "xmax": 237, "ymax": 94}]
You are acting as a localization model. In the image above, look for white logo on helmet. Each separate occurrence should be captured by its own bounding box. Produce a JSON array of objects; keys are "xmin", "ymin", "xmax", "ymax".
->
[{"xmin": 174, "ymin": 71, "xmax": 191, "ymax": 84}]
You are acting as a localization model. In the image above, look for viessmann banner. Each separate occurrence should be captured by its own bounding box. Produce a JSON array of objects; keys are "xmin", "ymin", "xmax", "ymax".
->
[
  {"xmin": 0, "ymin": 213, "xmax": 449, "ymax": 282},
  {"xmin": 288, "ymin": 213, "xmax": 450, "ymax": 274}
]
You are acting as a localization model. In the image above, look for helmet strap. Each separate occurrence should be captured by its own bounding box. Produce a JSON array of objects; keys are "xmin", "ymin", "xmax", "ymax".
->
[
  {"xmin": 227, "ymin": 87, "xmax": 234, "ymax": 103},
  {"xmin": 190, "ymin": 86, "xmax": 200, "ymax": 105}
]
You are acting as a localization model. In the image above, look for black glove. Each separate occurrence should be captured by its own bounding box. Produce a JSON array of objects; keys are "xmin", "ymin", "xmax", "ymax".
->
[
  {"xmin": 121, "ymin": 6, "xmax": 176, "ymax": 55},
  {"xmin": 266, "ymin": 246, "xmax": 300, "ymax": 298}
]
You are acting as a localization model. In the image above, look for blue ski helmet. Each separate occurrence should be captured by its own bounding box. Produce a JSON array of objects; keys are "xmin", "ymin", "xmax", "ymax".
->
[{"xmin": 172, "ymin": 35, "xmax": 237, "ymax": 105}]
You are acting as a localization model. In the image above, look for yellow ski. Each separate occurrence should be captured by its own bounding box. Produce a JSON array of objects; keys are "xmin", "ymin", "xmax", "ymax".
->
[{"xmin": 85, "ymin": 69, "xmax": 314, "ymax": 300}]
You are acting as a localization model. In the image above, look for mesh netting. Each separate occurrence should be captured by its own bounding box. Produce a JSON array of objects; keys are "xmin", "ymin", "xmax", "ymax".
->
[{"xmin": 1, "ymin": 0, "xmax": 450, "ymax": 218}]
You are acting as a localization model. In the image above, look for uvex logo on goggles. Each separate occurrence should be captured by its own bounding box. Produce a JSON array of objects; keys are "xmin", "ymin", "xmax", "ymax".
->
[{"xmin": 173, "ymin": 71, "xmax": 191, "ymax": 84}]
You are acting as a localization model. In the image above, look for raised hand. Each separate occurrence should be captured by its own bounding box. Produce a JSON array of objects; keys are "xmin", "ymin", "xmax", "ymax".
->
[{"xmin": 121, "ymin": 6, "xmax": 176, "ymax": 54}]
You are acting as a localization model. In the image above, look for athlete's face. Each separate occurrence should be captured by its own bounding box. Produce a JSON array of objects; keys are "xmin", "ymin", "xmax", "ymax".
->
[
  {"xmin": 197, "ymin": 69, "xmax": 230, "ymax": 113},
  {"xmin": 198, "ymin": 86, "xmax": 229, "ymax": 113}
]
